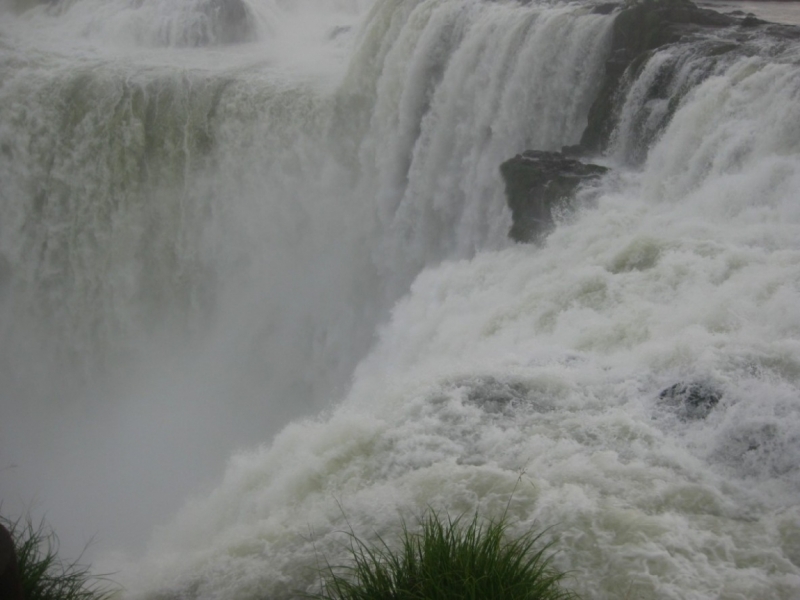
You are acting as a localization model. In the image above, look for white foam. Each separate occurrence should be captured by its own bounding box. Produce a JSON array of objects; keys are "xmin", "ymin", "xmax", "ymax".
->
[
  {"xmin": 2, "ymin": 0, "xmax": 800, "ymax": 598},
  {"xmin": 128, "ymin": 19, "xmax": 800, "ymax": 600}
]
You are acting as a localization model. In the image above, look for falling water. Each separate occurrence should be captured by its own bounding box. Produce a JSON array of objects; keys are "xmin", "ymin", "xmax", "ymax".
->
[{"xmin": 1, "ymin": 0, "xmax": 799, "ymax": 598}]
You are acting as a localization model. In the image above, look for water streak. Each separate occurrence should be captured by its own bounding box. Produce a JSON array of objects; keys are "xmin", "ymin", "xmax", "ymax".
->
[{"xmin": 1, "ymin": 1, "xmax": 800, "ymax": 599}]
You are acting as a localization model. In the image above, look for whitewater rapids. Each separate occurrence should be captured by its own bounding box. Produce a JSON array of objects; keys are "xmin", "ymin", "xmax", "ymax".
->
[{"xmin": 1, "ymin": 0, "xmax": 800, "ymax": 599}]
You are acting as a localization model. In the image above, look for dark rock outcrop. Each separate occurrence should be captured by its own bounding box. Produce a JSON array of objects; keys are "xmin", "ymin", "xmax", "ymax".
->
[
  {"xmin": 579, "ymin": 0, "xmax": 736, "ymax": 155},
  {"xmin": 0, "ymin": 523, "xmax": 24, "ymax": 600},
  {"xmin": 576, "ymin": 0, "xmax": 800, "ymax": 159},
  {"xmin": 658, "ymin": 382, "xmax": 721, "ymax": 420},
  {"xmin": 500, "ymin": 150, "xmax": 608, "ymax": 243},
  {"xmin": 501, "ymin": 0, "xmax": 800, "ymax": 237}
]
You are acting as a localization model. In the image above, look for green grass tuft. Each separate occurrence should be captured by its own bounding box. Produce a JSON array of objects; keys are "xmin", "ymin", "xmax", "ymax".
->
[
  {"xmin": 312, "ymin": 511, "xmax": 578, "ymax": 600},
  {"xmin": 1, "ymin": 514, "xmax": 117, "ymax": 600}
]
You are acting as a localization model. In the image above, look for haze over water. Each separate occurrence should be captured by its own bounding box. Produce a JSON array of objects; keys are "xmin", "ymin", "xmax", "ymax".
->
[{"xmin": 1, "ymin": 1, "xmax": 800, "ymax": 598}]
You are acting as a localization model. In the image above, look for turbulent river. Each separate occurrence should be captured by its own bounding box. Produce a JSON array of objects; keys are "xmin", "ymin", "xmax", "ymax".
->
[{"xmin": 1, "ymin": 0, "xmax": 800, "ymax": 598}]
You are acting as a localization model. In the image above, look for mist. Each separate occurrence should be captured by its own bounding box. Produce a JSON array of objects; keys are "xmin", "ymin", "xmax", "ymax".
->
[
  {"xmin": 0, "ymin": 0, "xmax": 379, "ymax": 563},
  {"xmin": 2, "ymin": 1, "xmax": 800, "ymax": 598}
]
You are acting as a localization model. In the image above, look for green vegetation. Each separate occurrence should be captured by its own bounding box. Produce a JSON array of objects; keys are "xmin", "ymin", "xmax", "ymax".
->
[
  {"xmin": 312, "ymin": 512, "xmax": 578, "ymax": 600},
  {"xmin": 1, "ymin": 514, "xmax": 117, "ymax": 600}
]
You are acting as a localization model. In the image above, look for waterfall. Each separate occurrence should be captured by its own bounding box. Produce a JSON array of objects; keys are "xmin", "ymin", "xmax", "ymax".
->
[{"xmin": 1, "ymin": 0, "xmax": 799, "ymax": 598}]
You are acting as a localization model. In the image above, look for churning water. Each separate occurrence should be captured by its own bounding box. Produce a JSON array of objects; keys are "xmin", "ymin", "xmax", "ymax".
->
[{"xmin": 1, "ymin": 0, "xmax": 800, "ymax": 598}]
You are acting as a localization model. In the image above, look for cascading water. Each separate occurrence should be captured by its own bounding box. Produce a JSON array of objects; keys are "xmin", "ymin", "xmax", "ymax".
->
[
  {"xmin": 1, "ymin": 0, "xmax": 799, "ymax": 598},
  {"xmin": 0, "ymin": 0, "xmax": 386, "ymax": 557}
]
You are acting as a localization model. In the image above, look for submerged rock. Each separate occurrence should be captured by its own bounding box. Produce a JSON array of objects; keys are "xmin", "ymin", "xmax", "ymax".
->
[
  {"xmin": 500, "ymin": 150, "xmax": 608, "ymax": 243},
  {"xmin": 658, "ymin": 382, "xmax": 721, "ymax": 420},
  {"xmin": 0, "ymin": 523, "xmax": 23, "ymax": 600}
]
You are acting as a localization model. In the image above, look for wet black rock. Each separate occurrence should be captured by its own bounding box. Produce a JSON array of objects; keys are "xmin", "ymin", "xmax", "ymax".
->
[
  {"xmin": 0, "ymin": 523, "xmax": 24, "ymax": 600},
  {"xmin": 658, "ymin": 382, "xmax": 721, "ymax": 420},
  {"xmin": 579, "ymin": 0, "xmax": 736, "ymax": 155},
  {"xmin": 500, "ymin": 150, "xmax": 609, "ymax": 243},
  {"xmin": 575, "ymin": 0, "xmax": 800, "ymax": 160}
]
